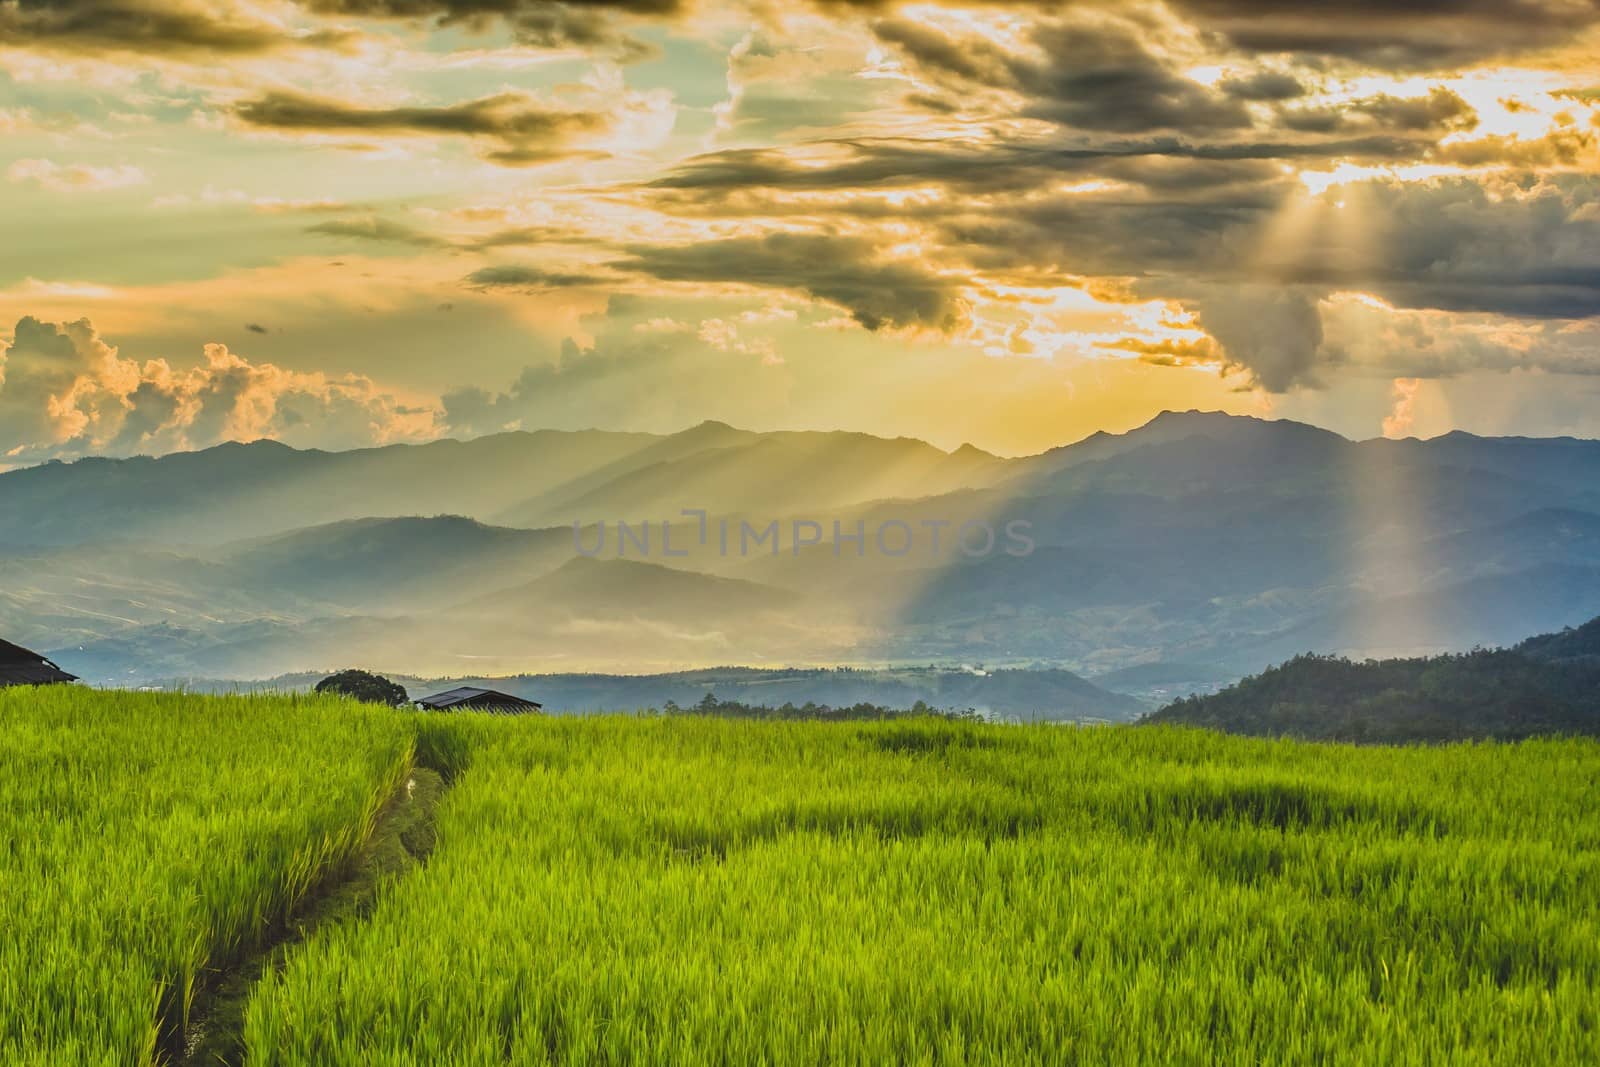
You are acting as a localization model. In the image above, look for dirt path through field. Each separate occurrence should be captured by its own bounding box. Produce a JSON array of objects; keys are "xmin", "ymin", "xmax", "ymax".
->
[{"xmin": 164, "ymin": 761, "xmax": 449, "ymax": 1066}]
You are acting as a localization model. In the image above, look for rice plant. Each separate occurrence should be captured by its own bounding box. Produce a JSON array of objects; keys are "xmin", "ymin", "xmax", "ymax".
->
[
  {"xmin": 0, "ymin": 687, "xmax": 412, "ymax": 1066},
  {"xmin": 243, "ymin": 716, "xmax": 1600, "ymax": 1065}
]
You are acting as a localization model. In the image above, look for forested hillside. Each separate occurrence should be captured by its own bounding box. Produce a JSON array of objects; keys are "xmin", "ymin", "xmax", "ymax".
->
[{"xmin": 1147, "ymin": 617, "xmax": 1600, "ymax": 742}]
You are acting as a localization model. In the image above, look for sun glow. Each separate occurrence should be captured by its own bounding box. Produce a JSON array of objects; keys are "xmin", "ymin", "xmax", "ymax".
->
[{"xmin": 1298, "ymin": 163, "xmax": 1469, "ymax": 196}]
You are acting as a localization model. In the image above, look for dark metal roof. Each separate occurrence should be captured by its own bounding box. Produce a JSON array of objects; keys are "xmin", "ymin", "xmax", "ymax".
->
[
  {"xmin": 0, "ymin": 639, "xmax": 78, "ymax": 687},
  {"xmin": 415, "ymin": 686, "xmax": 542, "ymax": 712}
]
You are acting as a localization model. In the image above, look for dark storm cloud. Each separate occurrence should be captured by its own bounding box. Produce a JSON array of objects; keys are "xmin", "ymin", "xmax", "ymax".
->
[
  {"xmin": 233, "ymin": 90, "xmax": 609, "ymax": 166},
  {"xmin": 9, "ymin": 0, "xmax": 1594, "ymax": 73},
  {"xmin": 874, "ymin": 15, "xmax": 1252, "ymax": 134},
  {"xmin": 620, "ymin": 0, "xmax": 1598, "ymax": 386},
  {"xmin": 841, "ymin": 0, "xmax": 1600, "ymax": 72},
  {"xmin": 645, "ymin": 132, "xmax": 1430, "ymax": 203},
  {"xmin": 503, "ymin": 4, "xmax": 645, "ymax": 55},
  {"xmin": 0, "ymin": 0, "xmax": 680, "ymax": 57},
  {"xmin": 1277, "ymin": 88, "xmax": 1478, "ymax": 135},
  {"xmin": 933, "ymin": 193, "xmax": 1275, "ymax": 283},
  {"xmin": 302, "ymin": 0, "xmax": 677, "ymax": 15},
  {"xmin": 1193, "ymin": 287, "xmax": 1331, "ymax": 391},
  {"xmin": 1269, "ymin": 177, "xmax": 1600, "ymax": 320},
  {"xmin": 868, "ymin": 17, "xmax": 1015, "ymax": 88},
  {"xmin": 299, "ymin": 0, "xmax": 676, "ymax": 55},
  {"xmin": 636, "ymin": 168, "xmax": 1285, "ymax": 306},
  {"xmin": 634, "ymin": 136, "xmax": 1328, "ymax": 305},
  {"xmin": 648, "ymin": 140, "xmax": 1057, "ymax": 197},
  {"xmin": 644, "ymin": 134, "xmax": 1600, "ymax": 337},
  {"xmin": 963, "ymin": 176, "xmax": 1600, "ymax": 322},
  {"xmin": 235, "ymin": 89, "xmax": 601, "ymax": 137},
  {"xmin": 1021, "ymin": 20, "xmax": 1253, "ymax": 132},
  {"xmin": 1357, "ymin": 88, "xmax": 1478, "ymax": 131},
  {"xmin": 1218, "ymin": 70, "xmax": 1309, "ymax": 101},
  {"xmin": 1052, "ymin": 134, "xmax": 1434, "ymax": 165},
  {"xmin": 1167, "ymin": 0, "xmax": 1600, "ymax": 71},
  {"xmin": 0, "ymin": 0, "xmax": 349, "ymax": 56},
  {"xmin": 614, "ymin": 233, "xmax": 966, "ymax": 331}
]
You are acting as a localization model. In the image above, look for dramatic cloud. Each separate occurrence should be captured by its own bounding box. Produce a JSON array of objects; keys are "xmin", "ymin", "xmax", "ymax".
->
[
  {"xmin": 642, "ymin": 130, "xmax": 1433, "ymax": 212},
  {"xmin": 1218, "ymin": 70, "xmax": 1309, "ymax": 102},
  {"xmin": 0, "ymin": 0, "xmax": 347, "ymax": 56},
  {"xmin": 5, "ymin": 0, "xmax": 1600, "ymax": 451},
  {"xmin": 874, "ymin": 13, "xmax": 1252, "ymax": 134},
  {"xmin": 0, "ymin": 317, "xmax": 434, "ymax": 464},
  {"xmin": 615, "ymin": 233, "xmax": 967, "ymax": 332},
  {"xmin": 28, "ymin": 0, "xmax": 1587, "ymax": 72},
  {"xmin": 302, "ymin": 0, "xmax": 677, "ymax": 11},
  {"xmin": 300, "ymin": 0, "xmax": 679, "ymax": 24},
  {"xmin": 1320, "ymin": 295, "xmax": 1600, "ymax": 380},
  {"xmin": 1260, "ymin": 176, "xmax": 1600, "ymax": 319},
  {"xmin": 1278, "ymin": 88, "xmax": 1479, "ymax": 135},
  {"xmin": 300, "ymin": 0, "xmax": 677, "ymax": 56},
  {"xmin": 1193, "ymin": 287, "xmax": 1331, "ymax": 391},
  {"xmin": 233, "ymin": 90, "xmax": 612, "ymax": 165},
  {"xmin": 644, "ymin": 149, "xmax": 1600, "ymax": 340},
  {"xmin": 1171, "ymin": 287, "xmax": 1600, "ymax": 394},
  {"xmin": 0, "ymin": 0, "xmax": 668, "ymax": 58},
  {"xmin": 1164, "ymin": 0, "xmax": 1600, "ymax": 71}
]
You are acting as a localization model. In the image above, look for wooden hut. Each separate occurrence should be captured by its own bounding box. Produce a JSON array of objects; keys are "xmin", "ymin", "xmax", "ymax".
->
[
  {"xmin": 414, "ymin": 686, "xmax": 542, "ymax": 714},
  {"xmin": 0, "ymin": 640, "xmax": 78, "ymax": 688}
]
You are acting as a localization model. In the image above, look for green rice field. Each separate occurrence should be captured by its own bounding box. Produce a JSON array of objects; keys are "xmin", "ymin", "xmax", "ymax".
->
[
  {"xmin": 4, "ymin": 689, "xmax": 1598, "ymax": 1064},
  {"xmin": 0, "ymin": 688, "xmax": 412, "ymax": 1066}
]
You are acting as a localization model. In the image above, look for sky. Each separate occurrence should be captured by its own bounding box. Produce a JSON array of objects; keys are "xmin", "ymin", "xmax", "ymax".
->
[{"xmin": 1, "ymin": 0, "xmax": 1599, "ymax": 464}]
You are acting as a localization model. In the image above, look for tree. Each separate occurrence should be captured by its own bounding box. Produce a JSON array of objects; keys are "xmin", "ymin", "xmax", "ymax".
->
[{"xmin": 315, "ymin": 669, "xmax": 409, "ymax": 708}]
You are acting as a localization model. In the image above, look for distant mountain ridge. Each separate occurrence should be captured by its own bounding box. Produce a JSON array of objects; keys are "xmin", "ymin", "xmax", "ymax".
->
[
  {"xmin": 0, "ymin": 421, "xmax": 1010, "ymax": 548},
  {"xmin": 8, "ymin": 410, "xmax": 1600, "ymax": 685}
]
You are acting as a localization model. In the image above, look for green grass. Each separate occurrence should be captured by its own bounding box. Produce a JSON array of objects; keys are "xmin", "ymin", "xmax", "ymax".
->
[
  {"xmin": 0, "ymin": 688, "xmax": 412, "ymax": 1066},
  {"xmin": 244, "ymin": 716, "xmax": 1600, "ymax": 1065},
  {"xmin": 3, "ymin": 691, "xmax": 1598, "ymax": 1064}
]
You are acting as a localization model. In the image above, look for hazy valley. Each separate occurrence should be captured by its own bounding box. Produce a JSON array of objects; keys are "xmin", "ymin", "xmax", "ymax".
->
[{"xmin": 7, "ymin": 410, "xmax": 1600, "ymax": 711}]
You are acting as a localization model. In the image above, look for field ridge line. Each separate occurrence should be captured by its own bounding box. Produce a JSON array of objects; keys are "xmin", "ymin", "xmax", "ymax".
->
[{"xmin": 163, "ymin": 750, "xmax": 451, "ymax": 1066}]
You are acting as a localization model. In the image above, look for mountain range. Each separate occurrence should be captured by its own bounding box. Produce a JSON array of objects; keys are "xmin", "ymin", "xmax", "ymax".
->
[{"xmin": 6, "ymin": 410, "xmax": 1600, "ymax": 704}]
